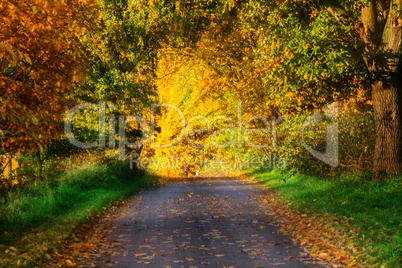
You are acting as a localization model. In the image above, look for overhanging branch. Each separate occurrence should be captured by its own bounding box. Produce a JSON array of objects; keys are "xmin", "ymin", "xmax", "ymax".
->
[
  {"xmin": 323, "ymin": 0, "xmax": 353, "ymax": 26},
  {"xmin": 323, "ymin": 0, "xmax": 367, "ymax": 66}
]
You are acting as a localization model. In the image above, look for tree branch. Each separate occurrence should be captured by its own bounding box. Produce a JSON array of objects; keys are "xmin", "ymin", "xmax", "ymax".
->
[
  {"xmin": 379, "ymin": 0, "xmax": 391, "ymax": 17},
  {"xmin": 323, "ymin": 0, "xmax": 353, "ymax": 26},
  {"xmin": 322, "ymin": 1, "xmax": 367, "ymax": 66},
  {"xmin": 380, "ymin": 0, "xmax": 402, "ymax": 74},
  {"xmin": 361, "ymin": 0, "xmax": 379, "ymax": 47}
]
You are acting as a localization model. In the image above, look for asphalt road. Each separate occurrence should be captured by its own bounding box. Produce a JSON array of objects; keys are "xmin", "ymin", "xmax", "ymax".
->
[{"xmin": 91, "ymin": 177, "xmax": 325, "ymax": 268}]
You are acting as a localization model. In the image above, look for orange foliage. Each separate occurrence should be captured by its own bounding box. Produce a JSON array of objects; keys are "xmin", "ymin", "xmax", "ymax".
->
[{"xmin": 0, "ymin": 0, "xmax": 95, "ymax": 153}]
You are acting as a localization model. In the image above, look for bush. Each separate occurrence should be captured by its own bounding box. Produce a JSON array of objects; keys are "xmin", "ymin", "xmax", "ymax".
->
[{"xmin": 274, "ymin": 106, "xmax": 375, "ymax": 177}]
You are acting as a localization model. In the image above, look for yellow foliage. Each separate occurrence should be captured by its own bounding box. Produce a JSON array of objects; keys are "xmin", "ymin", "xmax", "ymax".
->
[
  {"xmin": 148, "ymin": 45, "xmax": 237, "ymax": 175},
  {"xmin": 1, "ymin": 158, "xmax": 18, "ymax": 179}
]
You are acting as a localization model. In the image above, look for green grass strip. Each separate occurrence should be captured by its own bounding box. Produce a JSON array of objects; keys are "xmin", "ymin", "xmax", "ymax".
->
[
  {"xmin": 0, "ymin": 160, "xmax": 155, "ymax": 267},
  {"xmin": 250, "ymin": 169, "xmax": 402, "ymax": 267}
]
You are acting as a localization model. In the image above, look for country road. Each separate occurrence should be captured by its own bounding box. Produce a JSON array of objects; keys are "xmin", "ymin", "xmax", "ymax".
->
[{"xmin": 85, "ymin": 177, "xmax": 326, "ymax": 267}]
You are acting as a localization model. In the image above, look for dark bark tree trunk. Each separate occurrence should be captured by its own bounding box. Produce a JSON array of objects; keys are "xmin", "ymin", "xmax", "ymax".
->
[
  {"xmin": 372, "ymin": 77, "xmax": 402, "ymax": 177},
  {"xmin": 327, "ymin": 0, "xmax": 402, "ymax": 178},
  {"xmin": 370, "ymin": 0, "xmax": 402, "ymax": 177},
  {"xmin": 6, "ymin": 156, "xmax": 12, "ymax": 203},
  {"xmin": 36, "ymin": 150, "xmax": 42, "ymax": 182},
  {"xmin": 1, "ymin": 157, "xmax": 12, "ymax": 203},
  {"xmin": 359, "ymin": 0, "xmax": 402, "ymax": 178}
]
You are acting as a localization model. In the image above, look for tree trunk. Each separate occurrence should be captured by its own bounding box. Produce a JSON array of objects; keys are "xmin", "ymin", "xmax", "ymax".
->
[
  {"xmin": 326, "ymin": 0, "xmax": 402, "ymax": 178},
  {"xmin": 7, "ymin": 155, "xmax": 12, "ymax": 181},
  {"xmin": 36, "ymin": 150, "xmax": 42, "ymax": 182},
  {"xmin": 368, "ymin": 0, "xmax": 402, "ymax": 178},
  {"xmin": 372, "ymin": 77, "xmax": 402, "ymax": 178}
]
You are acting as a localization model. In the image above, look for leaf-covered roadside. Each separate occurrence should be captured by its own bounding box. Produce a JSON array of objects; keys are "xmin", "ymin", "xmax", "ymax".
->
[
  {"xmin": 41, "ymin": 176, "xmax": 361, "ymax": 268},
  {"xmin": 41, "ymin": 177, "xmax": 326, "ymax": 267},
  {"xmin": 257, "ymin": 193, "xmax": 361, "ymax": 267},
  {"xmin": 0, "ymin": 157, "xmax": 155, "ymax": 267},
  {"xmin": 41, "ymin": 196, "xmax": 142, "ymax": 267},
  {"xmin": 249, "ymin": 170, "xmax": 402, "ymax": 267}
]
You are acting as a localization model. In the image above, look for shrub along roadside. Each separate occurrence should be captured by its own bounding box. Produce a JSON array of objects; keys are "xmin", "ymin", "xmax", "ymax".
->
[
  {"xmin": 249, "ymin": 169, "xmax": 401, "ymax": 267},
  {"xmin": 0, "ymin": 159, "xmax": 155, "ymax": 267}
]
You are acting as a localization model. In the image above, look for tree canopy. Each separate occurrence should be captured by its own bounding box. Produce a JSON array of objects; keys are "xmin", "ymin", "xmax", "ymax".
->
[{"xmin": 2, "ymin": 0, "xmax": 402, "ymax": 178}]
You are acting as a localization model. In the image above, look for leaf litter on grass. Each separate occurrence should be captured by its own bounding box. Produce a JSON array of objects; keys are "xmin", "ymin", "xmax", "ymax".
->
[{"xmin": 248, "ymin": 178, "xmax": 365, "ymax": 267}]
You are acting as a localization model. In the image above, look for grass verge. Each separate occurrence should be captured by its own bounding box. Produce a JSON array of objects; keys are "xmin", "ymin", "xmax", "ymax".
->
[
  {"xmin": 250, "ymin": 169, "xmax": 401, "ymax": 267},
  {"xmin": 0, "ymin": 158, "xmax": 155, "ymax": 267}
]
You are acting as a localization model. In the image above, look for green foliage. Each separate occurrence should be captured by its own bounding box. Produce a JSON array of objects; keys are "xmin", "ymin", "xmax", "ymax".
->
[
  {"xmin": 75, "ymin": 0, "xmax": 157, "ymax": 115},
  {"xmin": 242, "ymin": 0, "xmax": 366, "ymax": 114},
  {"xmin": 273, "ymin": 107, "xmax": 375, "ymax": 177}
]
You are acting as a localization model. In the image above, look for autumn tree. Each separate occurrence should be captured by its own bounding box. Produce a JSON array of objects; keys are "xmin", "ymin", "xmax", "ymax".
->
[
  {"xmin": 223, "ymin": 0, "xmax": 402, "ymax": 177},
  {"xmin": 76, "ymin": 0, "xmax": 158, "ymax": 116},
  {"xmin": 262, "ymin": 0, "xmax": 402, "ymax": 177},
  {"xmin": 322, "ymin": 0, "xmax": 402, "ymax": 177},
  {"xmin": 0, "ymin": 0, "xmax": 94, "ymax": 156}
]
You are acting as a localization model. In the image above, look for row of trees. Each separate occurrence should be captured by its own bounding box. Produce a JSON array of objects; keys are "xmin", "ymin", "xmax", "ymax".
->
[{"xmin": 1, "ymin": 0, "xmax": 402, "ymax": 179}]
